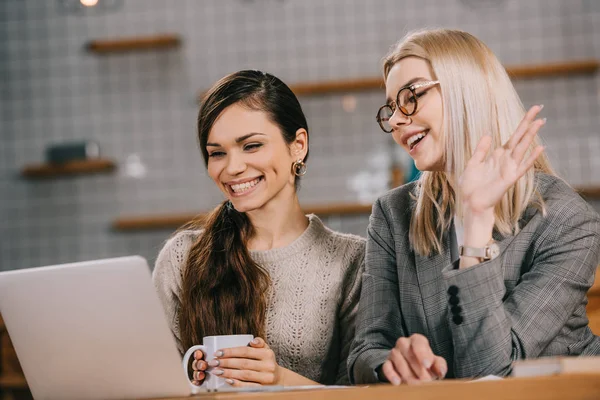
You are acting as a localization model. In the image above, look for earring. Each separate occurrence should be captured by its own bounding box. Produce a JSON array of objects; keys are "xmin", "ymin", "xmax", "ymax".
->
[{"xmin": 292, "ymin": 159, "xmax": 307, "ymax": 176}]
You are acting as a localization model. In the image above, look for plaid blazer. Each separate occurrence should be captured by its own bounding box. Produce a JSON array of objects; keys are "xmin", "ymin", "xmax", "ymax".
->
[{"xmin": 348, "ymin": 173, "xmax": 600, "ymax": 383}]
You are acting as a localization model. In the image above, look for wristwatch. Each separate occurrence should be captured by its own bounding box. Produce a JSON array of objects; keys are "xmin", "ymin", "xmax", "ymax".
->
[{"xmin": 459, "ymin": 240, "xmax": 500, "ymax": 261}]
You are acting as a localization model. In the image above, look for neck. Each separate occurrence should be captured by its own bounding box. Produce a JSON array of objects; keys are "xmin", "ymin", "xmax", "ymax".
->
[{"xmin": 245, "ymin": 189, "xmax": 308, "ymax": 251}]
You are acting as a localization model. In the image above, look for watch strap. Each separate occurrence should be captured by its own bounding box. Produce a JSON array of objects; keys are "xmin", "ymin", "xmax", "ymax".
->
[{"xmin": 459, "ymin": 240, "xmax": 498, "ymax": 260}]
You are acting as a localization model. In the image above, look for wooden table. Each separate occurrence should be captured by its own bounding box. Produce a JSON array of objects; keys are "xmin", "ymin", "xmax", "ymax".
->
[
  {"xmin": 2, "ymin": 267, "xmax": 599, "ymax": 400},
  {"xmin": 153, "ymin": 374, "xmax": 600, "ymax": 400}
]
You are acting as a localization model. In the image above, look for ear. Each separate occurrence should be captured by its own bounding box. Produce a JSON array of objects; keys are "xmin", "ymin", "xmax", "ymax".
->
[{"xmin": 291, "ymin": 128, "xmax": 308, "ymax": 160}]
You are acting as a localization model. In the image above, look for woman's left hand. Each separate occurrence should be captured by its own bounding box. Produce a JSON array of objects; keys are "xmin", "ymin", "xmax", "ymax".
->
[
  {"xmin": 459, "ymin": 105, "xmax": 546, "ymax": 216},
  {"xmin": 208, "ymin": 337, "xmax": 281, "ymax": 387}
]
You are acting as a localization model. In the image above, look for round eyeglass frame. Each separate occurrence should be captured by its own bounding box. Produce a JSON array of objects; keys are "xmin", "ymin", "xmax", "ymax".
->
[{"xmin": 376, "ymin": 80, "xmax": 440, "ymax": 133}]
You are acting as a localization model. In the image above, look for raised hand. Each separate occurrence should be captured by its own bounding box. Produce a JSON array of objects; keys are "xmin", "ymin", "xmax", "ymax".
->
[{"xmin": 459, "ymin": 105, "xmax": 546, "ymax": 215}]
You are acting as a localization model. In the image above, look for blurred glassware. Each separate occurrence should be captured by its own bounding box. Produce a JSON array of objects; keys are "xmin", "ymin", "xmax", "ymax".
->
[
  {"xmin": 348, "ymin": 144, "xmax": 391, "ymax": 204},
  {"xmin": 56, "ymin": 0, "xmax": 123, "ymax": 14},
  {"xmin": 123, "ymin": 153, "xmax": 147, "ymax": 179}
]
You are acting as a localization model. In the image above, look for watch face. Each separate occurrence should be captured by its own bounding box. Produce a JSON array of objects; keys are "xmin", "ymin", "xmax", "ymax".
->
[{"xmin": 490, "ymin": 243, "xmax": 500, "ymax": 259}]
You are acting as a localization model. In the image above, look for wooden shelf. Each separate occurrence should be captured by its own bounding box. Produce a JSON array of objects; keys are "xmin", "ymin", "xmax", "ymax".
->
[
  {"xmin": 290, "ymin": 77, "xmax": 384, "ymax": 96},
  {"xmin": 198, "ymin": 59, "xmax": 599, "ymax": 99},
  {"xmin": 85, "ymin": 34, "xmax": 181, "ymax": 54},
  {"xmin": 112, "ymin": 202, "xmax": 373, "ymax": 231},
  {"xmin": 0, "ymin": 374, "xmax": 28, "ymax": 389},
  {"xmin": 21, "ymin": 159, "xmax": 116, "ymax": 179},
  {"xmin": 112, "ymin": 184, "xmax": 600, "ymax": 232},
  {"xmin": 577, "ymin": 187, "xmax": 600, "ymax": 200},
  {"xmin": 113, "ymin": 212, "xmax": 202, "ymax": 231},
  {"xmin": 506, "ymin": 59, "xmax": 599, "ymax": 79}
]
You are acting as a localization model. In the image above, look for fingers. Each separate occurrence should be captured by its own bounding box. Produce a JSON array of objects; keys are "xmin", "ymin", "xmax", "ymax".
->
[
  {"xmin": 216, "ymin": 345, "xmax": 272, "ymax": 361},
  {"xmin": 518, "ymin": 145, "xmax": 545, "ymax": 176},
  {"xmin": 214, "ymin": 367, "xmax": 276, "ymax": 385},
  {"xmin": 210, "ymin": 340, "xmax": 278, "ymax": 385},
  {"xmin": 194, "ymin": 349, "xmax": 205, "ymax": 361},
  {"xmin": 389, "ymin": 342, "xmax": 419, "ymax": 384},
  {"xmin": 224, "ymin": 378, "xmax": 261, "ymax": 388},
  {"xmin": 248, "ymin": 337, "xmax": 269, "ymax": 349},
  {"xmin": 506, "ymin": 105, "xmax": 544, "ymax": 150},
  {"xmin": 386, "ymin": 334, "xmax": 440, "ymax": 385},
  {"xmin": 407, "ymin": 335, "xmax": 435, "ymax": 378},
  {"xmin": 192, "ymin": 370, "xmax": 206, "ymax": 382},
  {"xmin": 192, "ymin": 359, "xmax": 208, "ymax": 371},
  {"xmin": 208, "ymin": 357, "xmax": 271, "ymax": 373},
  {"xmin": 382, "ymin": 360, "xmax": 402, "ymax": 386},
  {"xmin": 397, "ymin": 335, "xmax": 433, "ymax": 381},
  {"xmin": 430, "ymin": 356, "xmax": 448, "ymax": 380},
  {"xmin": 469, "ymin": 135, "xmax": 492, "ymax": 165},
  {"xmin": 189, "ymin": 350, "xmax": 207, "ymax": 384},
  {"xmin": 511, "ymin": 117, "xmax": 546, "ymax": 164}
]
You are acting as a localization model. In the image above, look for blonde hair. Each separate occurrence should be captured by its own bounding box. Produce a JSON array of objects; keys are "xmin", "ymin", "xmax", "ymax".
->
[{"xmin": 383, "ymin": 29, "xmax": 555, "ymax": 256}]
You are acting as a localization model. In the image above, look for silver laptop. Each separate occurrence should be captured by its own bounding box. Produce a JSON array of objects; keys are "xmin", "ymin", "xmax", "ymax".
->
[{"xmin": 0, "ymin": 256, "xmax": 191, "ymax": 400}]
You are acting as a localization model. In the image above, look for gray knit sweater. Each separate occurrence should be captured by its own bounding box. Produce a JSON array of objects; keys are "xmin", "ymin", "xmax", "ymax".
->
[{"xmin": 152, "ymin": 214, "xmax": 365, "ymax": 385}]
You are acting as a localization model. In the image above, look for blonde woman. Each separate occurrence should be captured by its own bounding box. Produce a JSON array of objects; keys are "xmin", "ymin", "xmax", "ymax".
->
[{"xmin": 349, "ymin": 29, "xmax": 600, "ymax": 384}]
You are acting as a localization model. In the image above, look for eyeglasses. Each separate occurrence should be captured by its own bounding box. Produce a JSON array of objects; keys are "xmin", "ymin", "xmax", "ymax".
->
[{"xmin": 376, "ymin": 80, "xmax": 440, "ymax": 133}]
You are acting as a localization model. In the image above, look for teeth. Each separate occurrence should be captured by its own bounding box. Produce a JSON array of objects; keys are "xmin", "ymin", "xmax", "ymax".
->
[
  {"xmin": 230, "ymin": 178, "xmax": 260, "ymax": 193},
  {"xmin": 407, "ymin": 132, "xmax": 427, "ymax": 148}
]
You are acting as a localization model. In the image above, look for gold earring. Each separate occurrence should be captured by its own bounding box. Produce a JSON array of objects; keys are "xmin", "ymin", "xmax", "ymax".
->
[{"xmin": 292, "ymin": 159, "xmax": 307, "ymax": 176}]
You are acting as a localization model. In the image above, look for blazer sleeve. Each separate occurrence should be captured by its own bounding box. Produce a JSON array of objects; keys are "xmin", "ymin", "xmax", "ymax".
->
[
  {"xmin": 348, "ymin": 198, "xmax": 406, "ymax": 384},
  {"xmin": 442, "ymin": 195, "xmax": 600, "ymax": 378}
]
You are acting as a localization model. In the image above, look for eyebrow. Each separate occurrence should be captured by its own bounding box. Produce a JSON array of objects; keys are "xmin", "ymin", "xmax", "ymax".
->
[
  {"xmin": 385, "ymin": 76, "xmax": 429, "ymax": 104},
  {"xmin": 206, "ymin": 132, "xmax": 266, "ymax": 147}
]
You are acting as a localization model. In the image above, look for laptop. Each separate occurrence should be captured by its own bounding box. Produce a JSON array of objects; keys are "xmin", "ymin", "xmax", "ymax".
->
[{"xmin": 0, "ymin": 256, "xmax": 192, "ymax": 400}]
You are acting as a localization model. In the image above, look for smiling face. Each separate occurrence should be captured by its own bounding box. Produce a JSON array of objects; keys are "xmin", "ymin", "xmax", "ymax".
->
[
  {"xmin": 385, "ymin": 57, "xmax": 445, "ymax": 171},
  {"xmin": 206, "ymin": 103, "xmax": 306, "ymax": 213}
]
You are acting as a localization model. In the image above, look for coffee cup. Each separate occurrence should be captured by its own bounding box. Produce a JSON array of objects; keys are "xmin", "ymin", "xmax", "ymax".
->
[{"xmin": 182, "ymin": 334, "xmax": 254, "ymax": 392}]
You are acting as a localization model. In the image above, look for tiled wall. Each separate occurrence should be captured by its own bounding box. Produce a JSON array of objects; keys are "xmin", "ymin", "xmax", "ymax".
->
[{"xmin": 1, "ymin": 0, "xmax": 599, "ymax": 271}]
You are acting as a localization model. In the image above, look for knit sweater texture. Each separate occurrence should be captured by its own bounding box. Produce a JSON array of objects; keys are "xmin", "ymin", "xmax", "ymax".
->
[{"xmin": 152, "ymin": 214, "xmax": 365, "ymax": 384}]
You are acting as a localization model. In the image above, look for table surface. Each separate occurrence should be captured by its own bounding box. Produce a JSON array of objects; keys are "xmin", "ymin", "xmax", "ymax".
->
[{"xmin": 151, "ymin": 373, "xmax": 600, "ymax": 400}]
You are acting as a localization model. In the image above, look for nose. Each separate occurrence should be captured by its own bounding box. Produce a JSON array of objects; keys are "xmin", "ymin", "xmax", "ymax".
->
[
  {"xmin": 225, "ymin": 152, "xmax": 247, "ymax": 176},
  {"xmin": 389, "ymin": 108, "xmax": 411, "ymax": 131}
]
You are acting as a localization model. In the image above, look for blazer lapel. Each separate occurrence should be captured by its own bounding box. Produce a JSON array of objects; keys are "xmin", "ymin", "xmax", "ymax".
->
[{"xmin": 412, "ymin": 226, "xmax": 454, "ymax": 354}]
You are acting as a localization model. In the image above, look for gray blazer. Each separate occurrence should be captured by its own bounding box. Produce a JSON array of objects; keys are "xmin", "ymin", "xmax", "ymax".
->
[{"xmin": 348, "ymin": 173, "xmax": 600, "ymax": 383}]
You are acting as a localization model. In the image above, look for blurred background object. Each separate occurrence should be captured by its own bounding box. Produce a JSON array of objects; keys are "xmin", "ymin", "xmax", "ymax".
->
[
  {"xmin": 45, "ymin": 141, "xmax": 100, "ymax": 163},
  {"xmin": 1, "ymin": 0, "xmax": 600, "ymax": 273},
  {"xmin": 56, "ymin": 0, "xmax": 123, "ymax": 15}
]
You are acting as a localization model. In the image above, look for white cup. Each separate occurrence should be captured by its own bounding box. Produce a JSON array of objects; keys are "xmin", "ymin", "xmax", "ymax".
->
[{"xmin": 182, "ymin": 334, "xmax": 254, "ymax": 392}]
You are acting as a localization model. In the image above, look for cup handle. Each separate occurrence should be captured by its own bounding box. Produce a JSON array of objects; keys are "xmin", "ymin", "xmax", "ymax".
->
[{"xmin": 182, "ymin": 345, "xmax": 208, "ymax": 393}]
